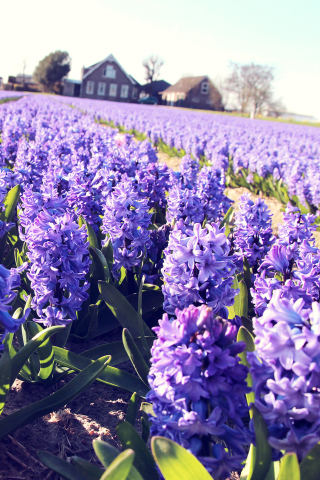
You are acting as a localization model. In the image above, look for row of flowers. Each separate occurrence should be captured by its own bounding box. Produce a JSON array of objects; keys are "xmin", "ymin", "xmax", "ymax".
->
[{"xmin": 0, "ymin": 95, "xmax": 320, "ymax": 479}]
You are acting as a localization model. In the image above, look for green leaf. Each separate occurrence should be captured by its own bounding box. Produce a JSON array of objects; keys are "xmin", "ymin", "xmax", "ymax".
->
[
  {"xmin": 100, "ymin": 449, "xmax": 135, "ymax": 480},
  {"xmin": 27, "ymin": 321, "xmax": 55, "ymax": 385},
  {"xmin": 37, "ymin": 450, "xmax": 90, "ymax": 480},
  {"xmin": 141, "ymin": 402, "xmax": 155, "ymax": 417},
  {"xmin": 300, "ymin": 441, "xmax": 320, "ymax": 480},
  {"xmin": 70, "ymin": 456, "xmax": 104, "ymax": 480},
  {"xmin": 53, "ymin": 347, "xmax": 149, "ymax": 398},
  {"xmin": 126, "ymin": 290, "xmax": 164, "ymax": 315},
  {"xmin": 0, "ymin": 185, "xmax": 20, "ymax": 223},
  {"xmin": 14, "ymin": 248, "xmax": 24, "ymax": 268},
  {"xmin": 79, "ymin": 215, "xmax": 99, "ymax": 249},
  {"xmin": 277, "ymin": 453, "xmax": 300, "ymax": 480},
  {"xmin": 126, "ymin": 392, "xmax": 138, "ymax": 426},
  {"xmin": 51, "ymin": 322, "xmax": 72, "ymax": 348},
  {"xmin": 10, "ymin": 325, "xmax": 65, "ymax": 386},
  {"xmin": 152, "ymin": 436, "xmax": 213, "ymax": 480},
  {"xmin": 0, "ymin": 355, "xmax": 111, "ymax": 440},
  {"xmin": 0, "ymin": 344, "xmax": 12, "ymax": 415},
  {"xmin": 93, "ymin": 440, "xmax": 121, "ymax": 468},
  {"xmin": 122, "ymin": 329, "xmax": 149, "ymax": 386},
  {"xmin": 219, "ymin": 206, "xmax": 234, "ymax": 229},
  {"xmin": 246, "ymin": 406, "xmax": 272, "ymax": 480},
  {"xmin": 93, "ymin": 440, "xmax": 144, "ymax": 480},
  {"xmin": 140, "ymin": 416, "xmax": 150, "ymax": 443},
  {"xmin": 117, "ymin": 421, "xmax": 157, "ymax": 480},
  {"xmin": 243, "ymin": 257, "xmax": 252, "ymax": 290},
  {"xmin": 81, "ymin": 336, "xmax": 154, "ymax": 365},
  {"xmin": 98, "ymin": 281, "xmax": 153, "ymax": 337},
  {"xmin": 90, "ymin": 246, "xmax": 111, "ymax": 283},
  {"xmin": 241, "ymin": 315, "xmax": 254, "ymax": 336},
  {"xmin": 237, "ymin": 326, "xmax": 255, "ymax": 409},
  {"xmin": 0, "ymin": 185, "xmax": 20, "ymax": 262},
  {"xmin": 137, "ymin": 276, "xmax": 150, "ymax": 357},
  {"xmin": 234, "ymin": 280, "xmax": 248, "ymax": 317},
  {"xmin": 101, "ymin": 239, "xmax": 114, "ymax": 269}
]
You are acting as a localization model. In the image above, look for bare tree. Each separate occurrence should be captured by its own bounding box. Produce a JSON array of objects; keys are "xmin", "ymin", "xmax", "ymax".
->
[
  {"xmin": 143, "ymin": 55, "xmax": 164, "ymax": 84},
  {"xmin": 225, "ymin": 62, "xmax": 275, "ymax": 116},
  {"xmin": 21, "ymin": 58, "xmax": 28, "ymax": 86}
]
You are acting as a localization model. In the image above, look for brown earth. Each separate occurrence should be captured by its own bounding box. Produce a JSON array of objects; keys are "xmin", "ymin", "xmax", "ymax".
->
[{"xmin": 0, "ymin": 332, "xmax": 137, "ymax": 480}]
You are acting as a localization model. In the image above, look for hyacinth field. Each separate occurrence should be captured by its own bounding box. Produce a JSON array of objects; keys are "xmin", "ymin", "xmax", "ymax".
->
[{"xmin": 1, "ymin": 94, "xmax": 320, "ymax": 479}]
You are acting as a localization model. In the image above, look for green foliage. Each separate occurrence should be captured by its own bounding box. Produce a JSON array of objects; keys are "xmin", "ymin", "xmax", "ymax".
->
[
  {"xmin": 152, "ymin": 436, "xmax": 213, "ymax": 480},
  {"xmin": 0, "ymin": 97, "xmax": 22, "ymax": 105},
  {"xmin": 33, "ymin": 50, "xmax": 71, "ymax": 92}
]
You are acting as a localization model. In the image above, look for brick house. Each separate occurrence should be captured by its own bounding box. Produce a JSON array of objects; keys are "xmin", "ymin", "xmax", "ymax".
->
[
  {"xmin": 80, "ymin": 54, "xmax": 140, "ymax": 102},
  {"xmin": 161, "ymin": 76, "xmax": 223, "ymax": 111}
]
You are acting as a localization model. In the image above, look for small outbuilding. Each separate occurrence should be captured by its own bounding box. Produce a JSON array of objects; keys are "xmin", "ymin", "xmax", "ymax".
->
[
  {"xmin": 63, "ymin": 79, "xmax": 81, "ymax": 97},
  {"xmin": 140, "ymin": 80, "xmax": 171, "ymax": 105},
  {"xmin": 161, "ymin": 76, "xmax": 223, "ymax": 111}
]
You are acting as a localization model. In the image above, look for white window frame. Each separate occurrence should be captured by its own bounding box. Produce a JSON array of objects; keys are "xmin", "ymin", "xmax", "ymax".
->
[
  {"xmin": 120, "ymin": 85, "xmax": 129, "ymax": 98},
  {"xmin": 86, "ymin": 80, "xmax": 95, "ymax": 95},
  {"xmin": 103, "ymin": 65, "xmax": 116, "ymax": 79},
  {"xmin": 201, "ymin": 82, "xmax": 209, "ymax": 94},
  {"xmin": 109, "ymin": 83, "xmax": 117, "ymax": 97},
  {"xmin": 97, "ymin": 82, "xmax": 106, "ymax": 96},
  {"xmin": 132, "ymin": 87, "xmax": 138, "ymax": 99}
]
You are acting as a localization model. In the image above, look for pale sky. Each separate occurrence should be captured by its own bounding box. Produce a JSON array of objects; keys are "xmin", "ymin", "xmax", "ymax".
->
[{"xmin": 1, "ymin": 0, "xmax": 320, "ymax": 118}]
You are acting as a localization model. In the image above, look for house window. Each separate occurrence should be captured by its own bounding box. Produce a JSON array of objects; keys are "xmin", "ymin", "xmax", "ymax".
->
[
  {"xmin": 132, "ymin": 87, "xmax": 138, "ymax": 99},
  {"xmin": 86, "ymin": 81, "xmax": 95, "ymax": 95},
  {"xmin": 109, "ymin": 83, "xmax": 117, "ymax": 97},
  {"xmin": 201, "ymin": 82, "xmax": 209, "ymax": 94},
  {"xmin": 103, "ymin": 65, "xmax": 116, "ymax": 79},
  {"xmin": 120, "ymin": 85, "xmax": 129, "ymax": 98},
  {"xmin": 98, "ymin": 82, "xmax": 106, "ymax": 96},
  {"xmin": 192, "ymin": 97, "xmax": 200, "ymax": 103}
]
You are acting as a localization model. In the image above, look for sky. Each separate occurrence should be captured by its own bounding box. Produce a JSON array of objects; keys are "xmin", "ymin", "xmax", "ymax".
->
[{"xmin": 1, "ymin": 0, "xmax": 320, "ymax": 118}]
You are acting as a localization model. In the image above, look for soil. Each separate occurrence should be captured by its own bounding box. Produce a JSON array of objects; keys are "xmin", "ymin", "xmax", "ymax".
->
[{"xmin": 0, "ymin": 331, "xmax": 136, "ymax": 479}]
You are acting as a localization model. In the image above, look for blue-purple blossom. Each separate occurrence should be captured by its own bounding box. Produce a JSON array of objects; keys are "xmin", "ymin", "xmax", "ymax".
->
[
  {"xmin": 0, "ymin": 264, "xmax": 29, "ymax": 349},
  {"xmin": 24, "ymin": 209, "xmax": 90, "ymax": 326},
  {"xmin": 233, "ymin": 194, "xmax": 275, "ymax": 270},
  {"xmin": 101, "ymin": 180, "xmax": 152, "ymax": 277},
  {"xmin": 147, "ymin": 304, "xmax": 250, "ymax": 479},
  {"xmin": 197, "ymin": 166, "xmax": 232, "ymax": 223},
  {"xmin": 166, "ymin": 185, "xmax": 204, "ymax": 225},
  {"xmin": 162, "ymin": 221, "xmax": 237, "ymax": 316},
  {"xmin": 252, "ymin": 204, "xmax": 320, "ymax": 316},
  {"xmin": 249, "ymin": 291, "xmax": 320, "ymax": 461}
]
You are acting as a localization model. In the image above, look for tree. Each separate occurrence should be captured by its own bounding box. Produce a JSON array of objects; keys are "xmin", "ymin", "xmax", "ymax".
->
[
  {"xmin": 142, "ymin": 55, "xmax": 164, "ymax": 84},
  {"xmin": 225, "ymin": 62, "xmax": 275, "ymax": 116},
  {"xmin": 33, "ymin": 51, "xmax": 71, "ymax": 93}
]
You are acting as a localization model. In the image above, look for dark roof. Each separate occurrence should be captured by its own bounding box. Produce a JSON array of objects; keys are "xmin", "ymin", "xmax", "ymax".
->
[
  {"xmin": 141, "ymin": 80, "xmax": 171, "ymax": 95},
  {"xmin": 162, "ymin": 76, "xmax": 208, "ymax": 94}
]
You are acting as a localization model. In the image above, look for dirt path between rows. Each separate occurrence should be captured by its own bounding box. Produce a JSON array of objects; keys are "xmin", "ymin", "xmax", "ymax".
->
[{"xmin": 157, "ymin": 153, "xmax": 320, "ymax": 246}]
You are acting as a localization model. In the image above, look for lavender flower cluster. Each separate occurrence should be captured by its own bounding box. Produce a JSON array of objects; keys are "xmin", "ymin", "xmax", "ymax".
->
[
  {"xmin": 249, "ymin": 292, "xmax": 320, "ymax": 460},
  {"xmin": 233, "ymin": 193, "xmax": 275, "ymax": 270},
  {"xmin": 252, "ymin": 203, "xmax": 319, "ymax": 316},
  {"xmin": 147, "ymin": 304, "xmax": 250, "ymax": 479},
  {"xmin": 101, "ymin": 180, "xmax": 152, "ymax": 277},
  {"xmin": 162, "ymin": 221, "xmax": 237, "ymax": 316},
  {"xmin": 0, "ymin": 264, "xmax": 29, "ymax": 349}
]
